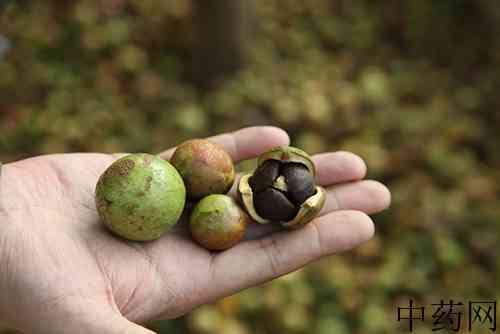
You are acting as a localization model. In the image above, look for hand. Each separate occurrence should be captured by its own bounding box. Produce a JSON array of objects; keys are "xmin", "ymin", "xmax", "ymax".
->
[{"xmin": 0, "ymin": 126, "xmax": 390, "ymax": 334}]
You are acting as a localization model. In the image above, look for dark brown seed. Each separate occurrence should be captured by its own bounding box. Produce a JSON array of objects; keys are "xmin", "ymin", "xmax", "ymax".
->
[
  {"xmin": 281, "ymin": 163, "xmax": 315, "ymax": 205},
  {"xmin": 249, "ymin": 160, "xmax": 280, "ymax": 193},
  {"xmin": 254, "ymin": 188, "xmax": 299, "ymax": 222}
]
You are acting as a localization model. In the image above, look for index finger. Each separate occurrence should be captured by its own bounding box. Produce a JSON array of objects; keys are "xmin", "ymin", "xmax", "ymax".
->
[{"xmin": 158, "ymin": 126, "xmax": 290, "ymax": 163}]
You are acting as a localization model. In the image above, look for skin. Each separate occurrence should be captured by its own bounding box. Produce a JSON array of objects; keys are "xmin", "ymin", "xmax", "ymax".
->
[
  {"xmin": 0, "ymin": 126, "xmax": 391, "ymax": 334},
  {"xmin": 96, "ymin": 154, "xmax": 186, "ymax": 241}
]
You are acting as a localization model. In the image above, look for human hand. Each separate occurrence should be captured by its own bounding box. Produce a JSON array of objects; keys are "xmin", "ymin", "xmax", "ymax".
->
[{"xmin": 0, "ymin": 126, "xmax": 390, "ymax": 333}]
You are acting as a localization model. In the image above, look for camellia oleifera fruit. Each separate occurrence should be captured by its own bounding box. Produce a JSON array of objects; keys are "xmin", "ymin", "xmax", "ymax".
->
[
  {"xmin": 190, "ymin": 194, "xmax": 250, "ymax": 250},
  {"xmin": 170, "ymin": 139, "xmax": 235, "ymax": 199},
  {"xmin": 238, "ymin": 146, "xmax": 326, "ymax": 229},
  {"xmin": 95, "ymin": 153, "xmax": 186, "ymax": 241}
]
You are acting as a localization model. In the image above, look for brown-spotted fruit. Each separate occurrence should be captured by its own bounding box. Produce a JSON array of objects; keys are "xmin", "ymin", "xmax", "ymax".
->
[
  {"xmin": 190, "ymin": 194, "xmax": 249, "ymax": 250},
  {"xmin": 95, "ymin": 153, "xmax": 186, "ymax": 241},
  {"xmin": 170, "ymin": 139, "xmax": 235, "ymax": 199},
  {"xmin": 238, "ymin": 146, "xmax": 326, "ymax": 229}
]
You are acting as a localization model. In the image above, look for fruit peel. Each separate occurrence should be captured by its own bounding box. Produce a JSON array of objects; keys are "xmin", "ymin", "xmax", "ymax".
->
[{"xmin": 95, "ymin": 153, "xmax": 186, "ymax": 241}]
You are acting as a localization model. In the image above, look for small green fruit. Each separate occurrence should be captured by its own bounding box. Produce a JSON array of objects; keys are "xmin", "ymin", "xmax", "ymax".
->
[
  {"xmin": 170, "ymin": 139, "xmax": 235, "ymax": 199},
  {"xmin": 95, "ymin": 153, "xmax": 186, "ymax": 241},
  {"xmin": 190, "ymin": 194, "xmax": 249, "ymax": 250}
]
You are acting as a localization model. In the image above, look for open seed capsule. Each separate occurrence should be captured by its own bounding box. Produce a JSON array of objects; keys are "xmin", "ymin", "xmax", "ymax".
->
[{"xmin": 238, "ymin": 146, "xmax": 326, "ymax": 229}]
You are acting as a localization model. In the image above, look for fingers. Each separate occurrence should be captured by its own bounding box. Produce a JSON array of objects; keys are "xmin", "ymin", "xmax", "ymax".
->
[
  {"xmin": 158, "ymin": 126, "xmax": 290, "ymax": 163},
  {"xmin": 209, "ymin": 210, "xmax": 374, "ymax": 298},
  {"xmin": 230, "ymin": 150, "xmax": 388, "ymax": 219},
  {"xmin": 310, "ymin": 152, "xmax": 390, "ymax": 215},
  {"xmin": 241, "ymin": 179, "xmax": 389, "ymax": 241},
  {"xmin": 321, "ymin": 180, "xmax": 391, "ymax": 215},
  {"xmin": 232, "ymin": 149, "xmax": 388, "ymax": 216},
  {"xmin": 313, "ymin": 151, "xmax": 367, "ymax": 186}
]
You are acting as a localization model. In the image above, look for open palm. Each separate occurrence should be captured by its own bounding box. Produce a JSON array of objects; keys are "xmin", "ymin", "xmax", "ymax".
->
[{"xmin": 0, "ymin": 127, "xmax": 390, "ymax": 334}]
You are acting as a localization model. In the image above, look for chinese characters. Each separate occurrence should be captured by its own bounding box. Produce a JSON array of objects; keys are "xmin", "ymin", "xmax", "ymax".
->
[{"xmin": 397, "ymin": 300, "xmax": 496, "ymax": 332}]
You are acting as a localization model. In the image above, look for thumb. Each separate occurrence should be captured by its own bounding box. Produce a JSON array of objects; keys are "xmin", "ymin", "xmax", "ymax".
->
[
  {"xmin": 21, "ymin": 312, "xmax": 157, "ymax": 334},
  {"xmin": 10, "ymin": 301, "xmax": 157, "ymax": 334},
  {"xmin": 45, "ymin": 310, "xmax": 157, "ymax": 334},
  {"xmin": 105, "ymin": 313, "xmax": 157, "ymax": 334}
]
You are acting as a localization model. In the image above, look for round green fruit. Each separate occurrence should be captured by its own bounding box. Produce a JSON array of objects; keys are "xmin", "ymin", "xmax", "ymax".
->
[
  {"xmin": 190, "ymin": 194, "xmax": 249, "ymax": 250},
  {"xmin": 95, "ymin": 153, "xmax": 186, "ymax": 241},
  {"xmin": 170, "ymin": 139, "xmax": 235, "ymax": 199}
]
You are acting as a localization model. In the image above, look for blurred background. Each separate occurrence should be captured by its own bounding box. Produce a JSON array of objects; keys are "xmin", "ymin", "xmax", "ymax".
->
[{"xmin": 1, "ymin": 0, "xmax": 500, "ymax": 333}]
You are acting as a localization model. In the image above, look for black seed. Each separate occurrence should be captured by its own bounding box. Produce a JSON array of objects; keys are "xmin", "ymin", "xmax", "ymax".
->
[
  {"xmin": 281, "ymin": 163, "xmax": 315, "ymax": 205},
  {"xmin": 254, "ymin": 188, "xmax": 299, "ymax": 222},
  {"xmin": 249, "ymin": 160, "xmax": 280, "ymax": 193}
]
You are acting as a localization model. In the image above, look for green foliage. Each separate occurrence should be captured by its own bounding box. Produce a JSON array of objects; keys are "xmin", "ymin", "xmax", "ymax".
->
[{"xmin": 1, "ymin": 0, "xmax": 500, "ymax": 333}]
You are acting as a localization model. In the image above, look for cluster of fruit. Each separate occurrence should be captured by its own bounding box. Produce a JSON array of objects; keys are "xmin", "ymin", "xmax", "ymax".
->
[{"xmin": 95, "ymin": 140, "xmax": 326, "ymax": 250}]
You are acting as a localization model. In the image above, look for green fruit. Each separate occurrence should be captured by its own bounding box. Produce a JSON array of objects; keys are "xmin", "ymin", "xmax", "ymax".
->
[
  {"xmin": 190, "ymin": 194, "xmax": 249, "ymax": 250},
  {"xmin": 95, "ymin": 153, "xmax": 186, "ymax": 241}
]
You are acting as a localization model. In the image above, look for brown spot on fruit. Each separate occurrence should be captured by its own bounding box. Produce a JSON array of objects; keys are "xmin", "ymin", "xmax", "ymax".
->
[
  {"xmin": 126, "ymin": 204, "xmax": 138, "ymax": 215},
  {"xmin": 143, "ymin": 154, "xmax": 153, "ymax": 167},
  {"xmin": 144, "ymin": 176, "xmax": 153, "ymax": 191},
  {"xmin": 105, "ymin": 159, "xmax": 135, "ymax": 177},
  {"xmin": 96, "ymin": 196, "xmax": 112, "ymax": 211},
  {"xmin": 121, "ymin": 159, "xmax": 135, "ymax": 175}
]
